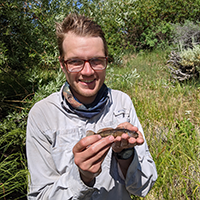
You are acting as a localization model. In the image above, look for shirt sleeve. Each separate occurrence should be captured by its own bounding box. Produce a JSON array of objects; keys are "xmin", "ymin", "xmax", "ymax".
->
[
  {"xmin": 124, "ymin": 102, "xmax": 158, "ymax": 197},
  {"xmin": 26, "ymin": 106, "xmax": 96, "ymax": 200}
]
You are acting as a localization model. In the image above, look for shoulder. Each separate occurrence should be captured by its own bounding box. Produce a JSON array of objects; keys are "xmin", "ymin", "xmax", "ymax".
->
[
  {"xmin": 107, "ymin": 88, "xmax": 134, "ymax": 113},
  {"xmin": 108, "ymin": 88, "xmax": 132, "ymax": 103},
  {"xmin": 29, "ymin": 91, "xmax": 61, "ymax": 117}
]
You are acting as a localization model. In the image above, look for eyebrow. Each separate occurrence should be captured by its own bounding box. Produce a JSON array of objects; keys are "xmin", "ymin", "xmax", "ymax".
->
[{"xmin": 65, "ymin": 56, "xmax": 105, "ymax": 60}]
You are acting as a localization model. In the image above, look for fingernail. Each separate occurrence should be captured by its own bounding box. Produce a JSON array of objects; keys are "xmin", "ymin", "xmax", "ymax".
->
[
  {"xmin": 109, "ymin": 135, "xmax": 114, "ymax": 142},
  {"xmin": 97, "ymin": 135, "xmax": 102, "ymax": 139}
]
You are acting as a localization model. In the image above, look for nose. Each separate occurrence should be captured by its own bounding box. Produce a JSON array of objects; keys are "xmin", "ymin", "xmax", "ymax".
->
[{"xmin": 81, "ymin": 61, "xmax": 94, "ymax": 75}]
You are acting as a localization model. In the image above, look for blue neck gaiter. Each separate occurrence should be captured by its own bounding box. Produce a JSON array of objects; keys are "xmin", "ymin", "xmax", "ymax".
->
[{"xmin": 62, "ymin": 82, "xmax": 108, "ymax": 118}]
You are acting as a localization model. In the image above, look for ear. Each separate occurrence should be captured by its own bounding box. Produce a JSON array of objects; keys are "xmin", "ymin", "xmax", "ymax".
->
[{"xmin": 59, "ymin": 56, "xmax": 66, "ymax": 73}]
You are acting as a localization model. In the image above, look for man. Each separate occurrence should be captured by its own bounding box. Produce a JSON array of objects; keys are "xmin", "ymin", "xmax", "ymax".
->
[{"xmin": 26, "ymin": 13, "xmax": 157, "ymax": 199}]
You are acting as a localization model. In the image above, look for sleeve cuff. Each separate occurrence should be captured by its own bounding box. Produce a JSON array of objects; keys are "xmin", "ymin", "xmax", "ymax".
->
[{"xmin": 68, "ymin": 165, "xmax": 97, "ymax": 199}]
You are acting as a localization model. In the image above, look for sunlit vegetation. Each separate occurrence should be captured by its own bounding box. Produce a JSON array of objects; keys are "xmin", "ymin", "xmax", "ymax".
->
[{"xmin": 1, "ymin": 0, "xmax": 200, "ymax": 199}]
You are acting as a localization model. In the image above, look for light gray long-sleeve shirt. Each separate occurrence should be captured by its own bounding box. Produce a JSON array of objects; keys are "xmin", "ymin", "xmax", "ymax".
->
[{"xmin": 26, "ymin": 85, "xmax": 157, "ymax": 199}]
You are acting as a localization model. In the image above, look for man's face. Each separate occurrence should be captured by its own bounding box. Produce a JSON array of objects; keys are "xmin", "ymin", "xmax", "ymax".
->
[{"xmin": 60, "ymin": 32, "xmax": 106, "ymax": 105}]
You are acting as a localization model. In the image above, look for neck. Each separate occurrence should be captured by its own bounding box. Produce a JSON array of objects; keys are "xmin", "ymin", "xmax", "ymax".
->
[{"xmin": 73, "ymin": 93, "xmax": 97, "ymax": 105}]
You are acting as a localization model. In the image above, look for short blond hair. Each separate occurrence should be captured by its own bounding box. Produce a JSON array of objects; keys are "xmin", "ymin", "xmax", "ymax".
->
[{"xmin": 56, "ymin": 13, "xmax": 108, "ymax": 59}]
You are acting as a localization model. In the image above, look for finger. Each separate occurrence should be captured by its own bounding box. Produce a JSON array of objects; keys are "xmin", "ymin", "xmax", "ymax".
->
[
  {"xmin": 136, "ymin": 131, "xmax": 144, "ymax": 145},
  {"xmin": 121, "ymin": 138, "xmax": 128, "ymax": 147},
  {"xmin": 74, "ymin": 136, "xmax": 114, "ymax": 167},
  {"xmin": 117, "ymin": 122, "xmax": 138, "ymax": 132},
  {"xmin": 83, "ymin": 136, "xmax": 113, "ymax": 160},
  {"xmin": 128, "ymin": 131, "xmax": 144, "ymax": 145},
  {"xmin": 121, "ymin": 133, "xmax": 129, "ymax": 140},
  {"xmin": 112, "ymin": 142, "xmax": 122, "ymax": 152},
  {"xmin": 77, "ymin": 144, "xmax": 111, "ymax": 173},
  {"xmin": 112, "ymin": 135, "xmax": 121, "ymax": 151},
  {"xmin": 89, "ymin": 145, "xmax": 110, "ymax": 168},
  {"xmin": 112, "ymin": 134, "xmax": 128, "ymax": 152},
  {"xmin": 73, "ymin": 135, "xmax": 101, "ymax": 153},
  {"xmin": 120, "ymin": 133, "xmax": 129, "ymax": 147},
  {"xmin": 112, "ymin": 131, "xmax": 142, "ymax": 152}
]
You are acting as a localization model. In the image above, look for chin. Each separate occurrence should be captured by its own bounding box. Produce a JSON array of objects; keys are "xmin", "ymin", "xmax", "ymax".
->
[
  {"xmin": 80, "ymin": 91, "xmax": 97, "ymax": 98},
  {"xmin": 79, "ymin": 89, "xmax": 98, "ymax": 100}
]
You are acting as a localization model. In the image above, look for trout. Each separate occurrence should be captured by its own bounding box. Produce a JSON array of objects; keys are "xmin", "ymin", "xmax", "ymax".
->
[{"xmin": 86, "ymin": 128, "xmax": 138, "ymax": 138}]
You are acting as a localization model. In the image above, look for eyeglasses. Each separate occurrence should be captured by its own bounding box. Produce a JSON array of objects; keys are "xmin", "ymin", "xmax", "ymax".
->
[{"xmin": 63, "ymin": 57, "xmax": 108, "ymax": 73}]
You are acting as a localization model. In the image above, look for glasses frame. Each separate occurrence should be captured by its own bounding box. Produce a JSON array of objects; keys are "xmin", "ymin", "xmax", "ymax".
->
[{"xmin": 63, "ymin": 56, "xmax": 108, "ymax": 73}]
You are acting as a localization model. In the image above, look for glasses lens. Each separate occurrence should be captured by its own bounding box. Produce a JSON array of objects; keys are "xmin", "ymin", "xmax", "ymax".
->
[
  {"xmin": 90, "ymin": 57, "xmax": 107, "ymax": 70},
  {"xmin": 67, "ymin": 59, "xmax": 84, "ymax": 72},
  {"xmin": 65, "ymin": 57, "xmax": 107, "ymax": 72}
]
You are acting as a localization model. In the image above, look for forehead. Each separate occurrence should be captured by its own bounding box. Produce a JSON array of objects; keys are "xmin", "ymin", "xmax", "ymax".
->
[{"xmin": 62, "ymin": 32, "xmax": 105, "ymax": 58}]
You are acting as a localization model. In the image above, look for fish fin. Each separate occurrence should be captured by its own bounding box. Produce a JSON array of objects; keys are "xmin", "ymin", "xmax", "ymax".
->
[
  {"xmin": 97, "ymin": 127, "xmax": 114, "ymax": 134},
  {"xmin": 86, "ymin": 130, "xmax": 95, "ymax": 136}
]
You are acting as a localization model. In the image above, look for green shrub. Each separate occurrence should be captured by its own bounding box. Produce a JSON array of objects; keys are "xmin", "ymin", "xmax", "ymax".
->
[
  {"xmin": 0, "ymin": 68, "xmax": 65, "ymax": 199},
  {"xmin": 167, "ymin": 45, "xmax": 200, "ymax": 82},
  {"xmin": 125, "ymin": 0, "xmax": 200, "ymax": 50},
  {"xmin": 170, "ymin": 20, "xmax": 200, "ymax": 51},
  {"xmin": 1, "ymin": 1, "xmax": 200, "ymax": 198},
  {"xmin": 0, "ymin": 115, "xmax": 27, "ymax": 199}
]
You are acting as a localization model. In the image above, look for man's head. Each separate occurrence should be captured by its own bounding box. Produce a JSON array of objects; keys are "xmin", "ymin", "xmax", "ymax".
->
[
  {"xmin": 56, "ymin": 14, "xmax": 108, "ymax": 105},
  {"xmin": 56, "ymin": 13, "xmax": 108, "ymax": 60}
]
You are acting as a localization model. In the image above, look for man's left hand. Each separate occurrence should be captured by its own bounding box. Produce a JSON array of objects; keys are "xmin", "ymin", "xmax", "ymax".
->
[{"xmin": 112, "ymin": 122, "xmax": 144, "ymax": 153}]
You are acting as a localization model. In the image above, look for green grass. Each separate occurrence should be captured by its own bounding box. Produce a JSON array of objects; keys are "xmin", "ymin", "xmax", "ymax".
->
[
  {"xmin": 106, "ymin": 50, "xmax": 200, "ymax": 199},
  {"xmin": 0, "ymin": 49, "xmax": 200, "ymax": 199}
]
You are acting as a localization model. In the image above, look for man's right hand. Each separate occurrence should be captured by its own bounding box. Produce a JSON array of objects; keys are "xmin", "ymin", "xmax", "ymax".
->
[{"xmin": 73, "ymin": 135, "xmax": 114, "ymax": 186}]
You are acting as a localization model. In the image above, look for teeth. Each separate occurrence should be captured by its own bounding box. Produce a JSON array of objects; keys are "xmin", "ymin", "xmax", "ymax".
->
[{"xmin": 82, "ymin": 80, "xmax": 94, "ymax": 83}]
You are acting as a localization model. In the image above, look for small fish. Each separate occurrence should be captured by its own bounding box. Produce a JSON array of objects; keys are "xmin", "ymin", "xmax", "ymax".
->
[{"xmin": 86, "ymin": 128, "xmax": 138, "ymax": 138}]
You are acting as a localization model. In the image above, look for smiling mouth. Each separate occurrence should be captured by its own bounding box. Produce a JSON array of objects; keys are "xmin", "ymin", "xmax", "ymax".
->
[{"xmin": 80, "ymin": 79, "xmax": 95, "ymax": 83}]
